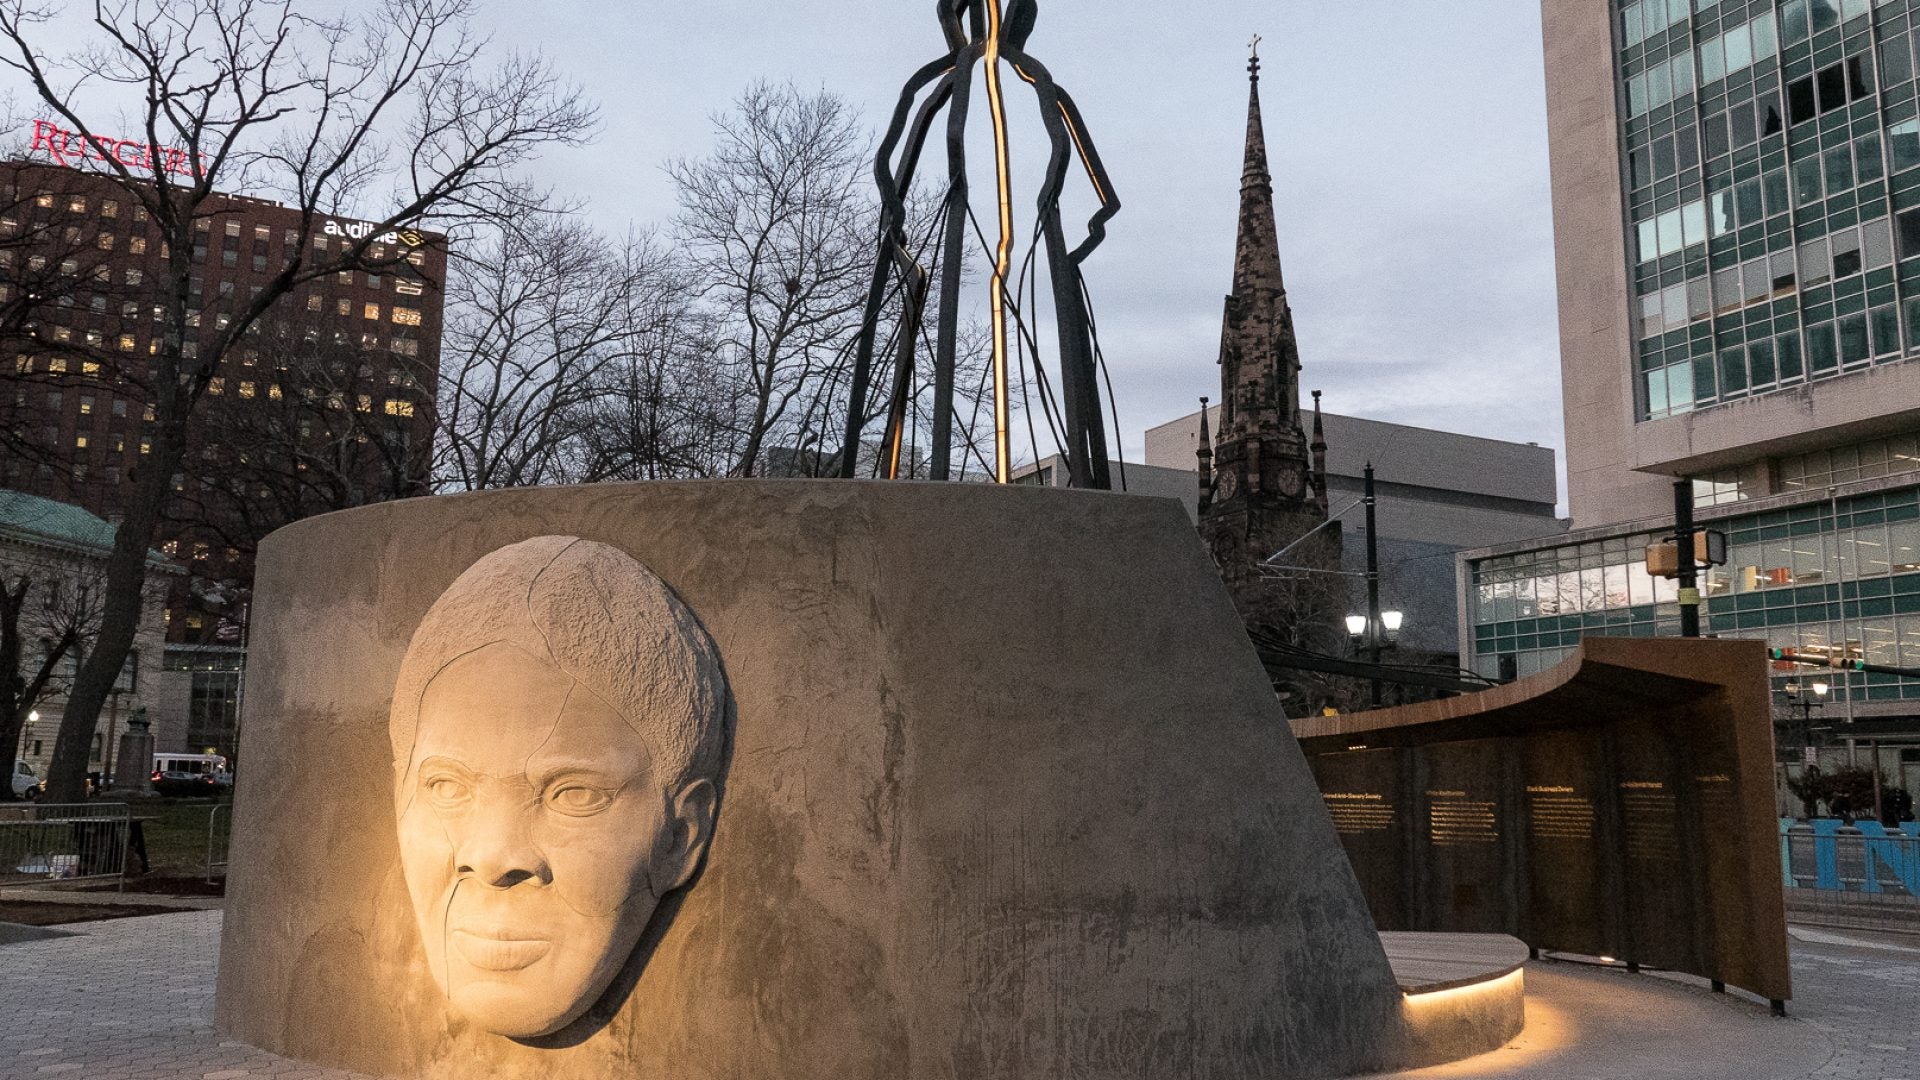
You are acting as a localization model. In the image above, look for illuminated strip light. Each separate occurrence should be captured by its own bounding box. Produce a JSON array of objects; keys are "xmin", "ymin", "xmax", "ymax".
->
[
  {"xmin": 885, "ymin": 253, "xmax": 930, "ymax": 481},
  {"xmin": 983, "ymin": 0, "xmax": 1015, "ymax": 484},
  {"xmin": 1400, "ymin": 967, "xmax": 1525, "ymax": 1006},
  {"xmin": 1009, "ymin": 64, "xmax": 1109, "ymax": 208}
]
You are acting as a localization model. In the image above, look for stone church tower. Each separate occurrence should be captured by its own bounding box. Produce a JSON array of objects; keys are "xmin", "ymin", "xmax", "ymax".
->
[{"xmin": 1198, "ymin": 50, "xmax": 1339, "ymax": 667}]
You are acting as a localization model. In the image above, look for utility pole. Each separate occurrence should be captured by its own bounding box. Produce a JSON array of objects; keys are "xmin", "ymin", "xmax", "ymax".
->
[
  {"xmin": 1365, "ymin": 463, "xmax": 1382, "ymax": 707},
  {"xmin": 1674, "ymin": 480, "xmax": 1700, "ymax": 638}
]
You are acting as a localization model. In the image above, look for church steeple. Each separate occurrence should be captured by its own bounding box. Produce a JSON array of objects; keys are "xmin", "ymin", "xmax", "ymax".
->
[
  {"xmin": 1234, "ymin": 46, "xmax": 1285, "ymax": 301},
  {"xmin": 1196, "ymin": 38, "xmax": 1340, "ymax": 716},
  {"xmin": 1211, "ymin": 39, "xmax": 1310, "ymax": 503}
]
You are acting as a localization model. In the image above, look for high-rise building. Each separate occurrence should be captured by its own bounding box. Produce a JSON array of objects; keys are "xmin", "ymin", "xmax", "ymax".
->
[
  {"xmin": 0, "ymin": 151, "xmax": 445, "ymax": 756},
  {"xmin": 1462, "ymin": 1, "xmax": 1920, "ymax": 755}
]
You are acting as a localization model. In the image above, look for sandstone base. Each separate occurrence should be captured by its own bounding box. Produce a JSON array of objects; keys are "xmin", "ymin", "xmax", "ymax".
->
[{"xmin": 216, "ymin": 481, "xmax": 1434, "ymax": 1078}]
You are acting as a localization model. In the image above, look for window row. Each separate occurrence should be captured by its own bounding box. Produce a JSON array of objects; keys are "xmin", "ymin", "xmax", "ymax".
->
[
  {"xmin": 1644, "ymin": 303, "xmax": 1905, "ymax": 417},
  {"xmin": 21, "ymin": 192, "xmax": 147, "ymax": 222}
]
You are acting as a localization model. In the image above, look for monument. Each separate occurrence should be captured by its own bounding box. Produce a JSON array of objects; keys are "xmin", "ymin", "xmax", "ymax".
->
[
  {"xmin": 841, "ymin": 0, "xmax": 1121, "ymax": 487},
  {"xmin": 214, "ymin": 481, "xmax": 1515, "ymax": 1078}
]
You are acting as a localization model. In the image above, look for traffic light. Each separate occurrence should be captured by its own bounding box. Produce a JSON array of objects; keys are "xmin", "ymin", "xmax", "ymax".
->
[
  {"xmin": 1768, "ymin": 647, "xmax": 1866, "ymax": 672},
  {"xmin": 1646, "ymin": 529, "xmax": 1728, "ymax": 579}
]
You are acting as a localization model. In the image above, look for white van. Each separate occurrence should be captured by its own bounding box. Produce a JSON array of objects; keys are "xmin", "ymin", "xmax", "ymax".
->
[
  {"xmin": 151, "ymin": 753, "xmax": 231, "ymax": 796},
  {"xmin": 9, "ymin": 760, "xmax": 36, "ymax": 800}
]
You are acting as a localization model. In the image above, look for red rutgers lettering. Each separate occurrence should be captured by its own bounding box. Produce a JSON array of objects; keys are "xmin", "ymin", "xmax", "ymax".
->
[{"xmin": 24, "ymin": 119, "xmax": 205, "ymax": 179}]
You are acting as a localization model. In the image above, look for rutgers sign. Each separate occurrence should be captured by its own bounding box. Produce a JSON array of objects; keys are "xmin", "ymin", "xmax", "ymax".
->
[{"xmin": 27, "ymin": 119, "xmax": 209, "ymax": 178}]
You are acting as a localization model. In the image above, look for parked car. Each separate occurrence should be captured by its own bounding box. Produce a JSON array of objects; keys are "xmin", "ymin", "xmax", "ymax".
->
[
  {"xmin": 9, "ymin": 759, "xmax": 37, "ymax": 800},
  {"xmin": 151, "ymin": 752, "xmax": 232, "ymax": 797}
]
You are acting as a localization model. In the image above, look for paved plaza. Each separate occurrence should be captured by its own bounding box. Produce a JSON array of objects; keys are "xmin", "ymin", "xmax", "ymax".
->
[{"xmin": 1, "ymin": 910, "xmax": 1917, "ymax": 1080}]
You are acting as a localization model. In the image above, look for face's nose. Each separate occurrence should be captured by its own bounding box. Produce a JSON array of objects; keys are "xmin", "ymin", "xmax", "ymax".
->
[{"xmin": 453, "ymin": 784, "xmax": 552, "ymax": 889}]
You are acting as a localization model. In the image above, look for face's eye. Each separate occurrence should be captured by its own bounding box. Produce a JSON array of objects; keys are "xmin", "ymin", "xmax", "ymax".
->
[
  {"xmin": 545, "ymin": 784, "xmax": 613, "ymax": 817},
  {"xmin": 423, "ymin": 774, "xmax": 471, "ymax": 808}
]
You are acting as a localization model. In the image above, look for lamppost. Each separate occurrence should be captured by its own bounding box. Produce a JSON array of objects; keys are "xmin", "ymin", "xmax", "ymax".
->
[
  {"xmin": 1782, "ymin": 678, "xmax": 1829, "ymax": 765},
  {"xmin": 1345, "ymin": 610, "xmax": 1405, "ymax": 707}
]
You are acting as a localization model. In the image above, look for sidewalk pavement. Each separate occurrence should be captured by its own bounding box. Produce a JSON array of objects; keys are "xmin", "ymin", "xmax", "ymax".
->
[{"xmin": 2, "ymin": 912, "xmax": 1916, "ymax": 1080}]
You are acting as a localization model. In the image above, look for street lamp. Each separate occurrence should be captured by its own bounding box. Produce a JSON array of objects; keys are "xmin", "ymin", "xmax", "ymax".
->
[
  {"xmin": 1345, "ymin": 612, "xmax": 1410, "ymax": 709},
  {"xmin": 1781, "ymin": 679, "xmax": 1830, "ymax": 768},
  {"xmin": 1345, "ymin": 613, "xmax": 1406, "ymax": 645}
]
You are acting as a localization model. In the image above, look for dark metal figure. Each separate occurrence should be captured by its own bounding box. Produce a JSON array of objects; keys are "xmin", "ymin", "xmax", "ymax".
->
[{"xmin": 838, "ymin": 0, "xmax": 1120, "ymax": 487}]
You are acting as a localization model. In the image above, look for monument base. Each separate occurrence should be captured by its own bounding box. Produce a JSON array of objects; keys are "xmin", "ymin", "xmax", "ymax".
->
[{"xmin": 216, "ymin": 481, "xmax": 1517, "ymax": 1078}]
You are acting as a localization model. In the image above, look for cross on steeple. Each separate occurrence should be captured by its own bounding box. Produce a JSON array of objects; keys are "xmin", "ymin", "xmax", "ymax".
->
[{"xmin": 1248, "ymin": 33, "xmax": 1262, "ymax": 78}]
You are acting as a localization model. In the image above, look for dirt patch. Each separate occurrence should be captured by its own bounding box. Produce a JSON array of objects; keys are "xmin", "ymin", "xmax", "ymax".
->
[{"xmin": 0, "ymin": 900, "xmax": 184, "ymax": 926}]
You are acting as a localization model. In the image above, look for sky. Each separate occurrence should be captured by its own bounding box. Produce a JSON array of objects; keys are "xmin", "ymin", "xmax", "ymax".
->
[
  {"xmin": 483, "ymin": 0, "xmax": 1566, "ymax": 490},
  {"xmin": 7, "ymin": 0, "xmax": 1566, "ymax": 497}
]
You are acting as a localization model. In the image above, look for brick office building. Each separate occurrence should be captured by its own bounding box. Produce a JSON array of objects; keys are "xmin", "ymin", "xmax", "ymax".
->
[{"xmin": 0, "ymin": 152, "xmax": 446, "ymax": 757}]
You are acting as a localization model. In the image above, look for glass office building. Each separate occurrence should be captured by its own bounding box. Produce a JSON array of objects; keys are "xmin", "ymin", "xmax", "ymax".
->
[
  {"xmin": 1465, "ymin": 0, "xmax": 1920, "ymax": 741},
  {"xmin": 1623, "ymin": 0, "xmax": 1920, "ymax": 420}
]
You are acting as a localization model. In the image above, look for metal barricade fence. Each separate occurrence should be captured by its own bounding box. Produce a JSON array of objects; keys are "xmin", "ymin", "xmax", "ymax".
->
[
  {"xmin": 0, "ymin": 802, "xmax": 130, "ymax": 889},
  {"xmin": 206, "ymin": 802, "xmax": 231, "ymax": 883},
  {"xmin": 1782, "ymin": 822, "xmax": 1920, "ymax": 930}
]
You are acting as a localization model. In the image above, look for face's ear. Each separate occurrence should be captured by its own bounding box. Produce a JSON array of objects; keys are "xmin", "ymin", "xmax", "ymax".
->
[{"xmin": 659, "ymin": 777, "xmax": 718, "ymax": 893}]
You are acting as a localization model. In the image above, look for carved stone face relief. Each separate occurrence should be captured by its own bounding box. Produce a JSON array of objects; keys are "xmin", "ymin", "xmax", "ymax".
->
[{"xmin": 389, "ymin": 537, "xmax": 727, "ymax": 1039}]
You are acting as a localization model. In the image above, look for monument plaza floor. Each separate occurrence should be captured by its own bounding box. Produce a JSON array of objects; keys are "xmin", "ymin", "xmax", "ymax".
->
[{"xmin": 1, "ymin": 910, "xmax": 1915, "ymax": 1080}]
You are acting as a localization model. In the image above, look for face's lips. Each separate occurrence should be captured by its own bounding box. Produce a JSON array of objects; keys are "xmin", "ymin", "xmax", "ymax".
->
[{"xmin": 450, "ymin": 928, "xmax": 553, "ymax": 972}]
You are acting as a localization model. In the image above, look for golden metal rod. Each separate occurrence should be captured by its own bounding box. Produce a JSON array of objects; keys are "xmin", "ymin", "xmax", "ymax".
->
[{"xmin": 983, "ymin": 0, "xmax": 1015, "ymax": 483}]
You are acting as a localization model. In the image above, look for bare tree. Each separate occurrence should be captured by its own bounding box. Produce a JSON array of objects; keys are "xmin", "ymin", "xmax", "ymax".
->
[
  {"xmin": 0, "ymin": 0, "xmax": 594, "ymax": 800},
  {"xmin": 435, "ymin": 218, "xmax": 687, "ymax": 490},
  {"xmin": 0, "ymin": 558, "xmax": 103, "ymax": 796},
  {"xmin": 669, "ymin": 82, "xmax": 879, "ymax": 477},
  {"xmin": 565, "ymin": 269, "xmax": 738, "ymax": 482}
]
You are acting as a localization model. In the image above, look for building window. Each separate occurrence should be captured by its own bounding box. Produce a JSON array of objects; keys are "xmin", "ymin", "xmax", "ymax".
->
[
  {"xmin": 391, "ymin": 307, "xmax": 421, "ymax": 327},
  {"xmin": 101, "ymin": 199, "xmax": 117, "ymax": 218},
  {"xmin": 363, "ymin": 302, "xmax": 380, "ymax": 320},
  {"xmin": 384, "ymin": 398, "xmax": 415, "ymax": 417},
  {"xmin": 335, "ymin": 297, "xmax": 350, "ymax": 316},
  {"xmin": 1697, "ymin": 10, "xmax": 1780, "ymax": 87},
  {"xmin": 1788, "ymin": 53, "xmax": 1876, "ymax": 127},
  {"xmin": 395, "ymin": 279, "xmax": 424, "ymax": 296},
  {"xmin": 66, "ymin": 195, "xmax": 85, "ymax": 213}
]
